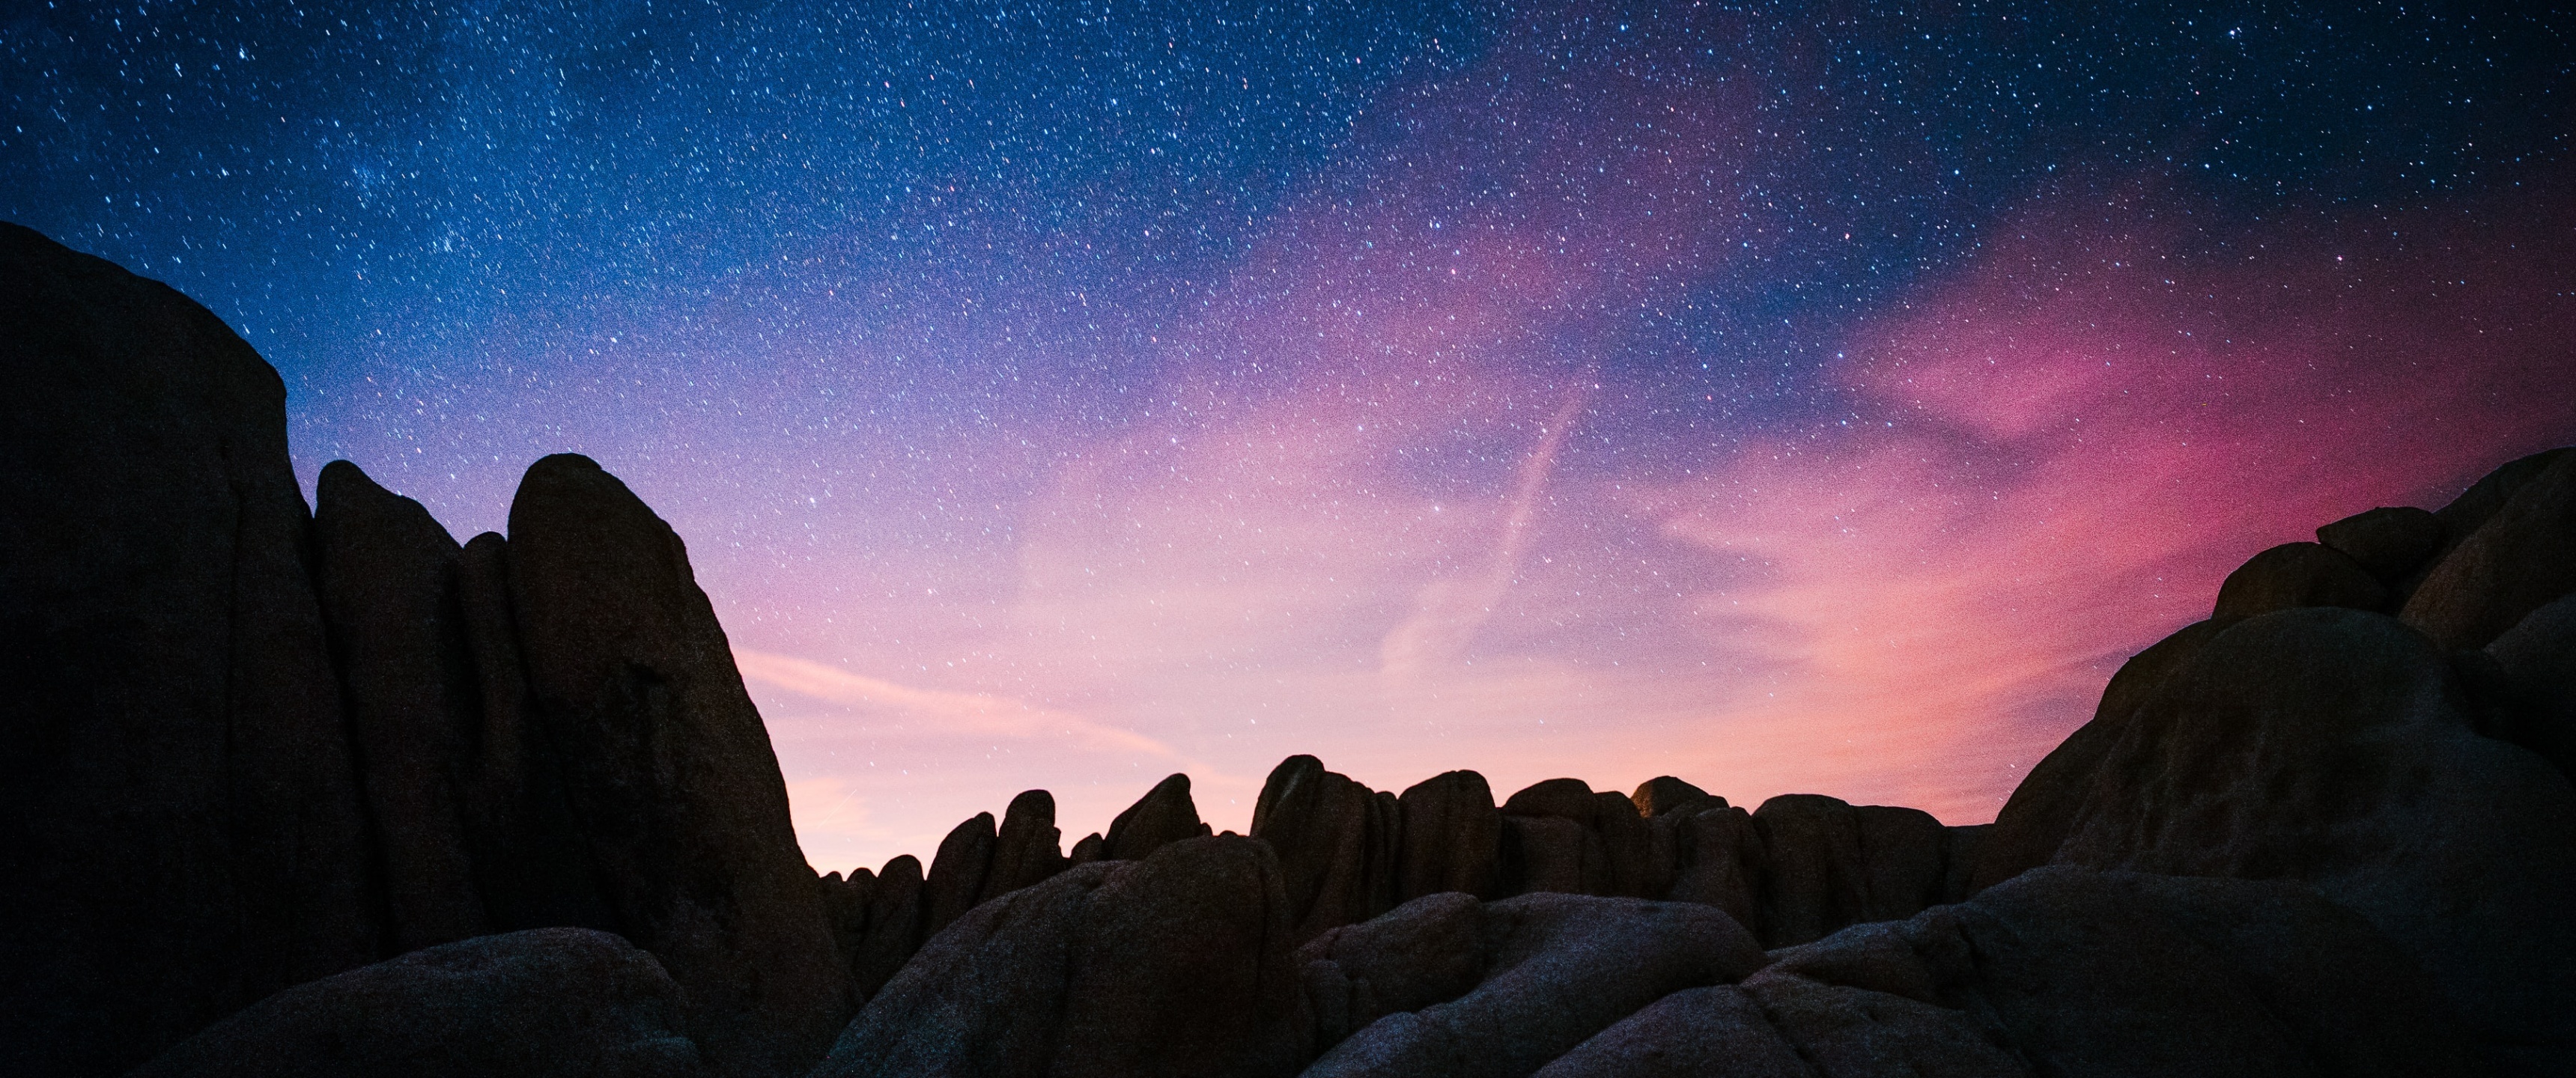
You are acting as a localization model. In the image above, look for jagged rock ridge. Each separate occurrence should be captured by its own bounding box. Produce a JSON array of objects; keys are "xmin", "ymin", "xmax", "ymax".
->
[{"xmin": 6, "ymin": 222, "xmax": 2573, "ymax": 1077}]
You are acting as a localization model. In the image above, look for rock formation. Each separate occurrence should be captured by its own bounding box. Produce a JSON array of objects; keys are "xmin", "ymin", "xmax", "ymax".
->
[{"xmin": 9, "ymin": 223, "xmax": 2575, "ymax": 1077}]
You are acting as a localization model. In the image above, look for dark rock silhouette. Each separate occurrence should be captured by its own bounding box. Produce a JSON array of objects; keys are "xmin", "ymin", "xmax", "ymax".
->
[
  {"xmin": 813, "ymin": 835, "xmax": 1311, "ymax": 1078},
  {"xmin": 0, "ymin": 222, "xmax": 377, "ymax": 1077},
  {"xmin": 923, "ymin": 812, "xmax": 998, "ymax": 938},
  {"xmin": 128, "ymin": 928, "xmax": 712, "ymax": 1078},
  {"xmin": 506, "ymin": 452, "xmax": 853, "ymax": 1074},
  {"xmin": 1966, "ymin": 616, "xmax": 2236, "ymax": 893},
  {"xmin": 1300, "ymin": 894, "xmax": 1766, "ymax": 1078},
  {"xmin": 1647, "ymin": 868, "xmax": 2485, "ymax": 1078},
  {"xmin": 2402, "ymin": 448, "xmax": 2576, "ymax": 649},
  {"xmin": 1629, "ymin": 776, "xmax": 1722, "ymax": 817},
  {"xmin": 1253, "ymin": 755, "xmax": 1403, "ymax": 943},
  {"xmin": 2054, "ymin": 606, "xmax": 2576, "ymax": 1065},
  {"xmin": 2317, "ymin": 505, "xmax": 2446, "ymax": 582},
  {"xmin": 312, "ymin": 460, "xmax": 487, "ymax": 953},
  {"xmin": 1104, "ymin": 771, "xmax": 1215, "ymax": 860},
  {"xmin": 2490, "ymin": 592, "xmax": 2576, "ymax": 782},
  {"xmin": 851, "ymin": 855, "xmax": 926, "ymax": 999},
  {"xmin": 984, "ymin": 790, "xmax": 1068, "ymax": 901},
  {"xmin": 1394, "ymin": 770, "xmax": 1502, "ymax": 901},
  {"xmin": 2211, "ymin": 540, "xmax": 2388, "ymax": 618}
]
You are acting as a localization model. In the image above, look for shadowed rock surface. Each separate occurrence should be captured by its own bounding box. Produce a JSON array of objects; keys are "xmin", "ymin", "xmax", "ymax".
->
[
  {"xmin": 984, "ymin": 790, "xmax": 1068, "ymax": 901},
  {"xmin": 2402, "ymin": 449, "xmax": 2576, "ymax": 650},
  {"xmin": 1300, "ymin": 894, "xmax": 1766, "ymax": 1078},
  {"xmin": 129, "ymin": 928, "xmax": 712, "ymax": 1078},
  {"xmin": 506, "ymin": 453, "xmax": 851, "ymax": 1075},
  {"xmin": 2317, "ymin": 505, "xmax": 2446, "ymax": 582},
  {"xmin": 2490, "ymin": 592, "xmax": 2576, "ymax": 782},
  {"xmin": 851, "ymin": 855, "xmax": 926, "ymax": 999},
  {"xmin": 2211, "ymin": 540, "xmax": 2388, "ymax": 618},
  {"xmin": 312, "ymin": 460, "xmax": 487, "ymax": 954},
  {"xmin": 0, "ymin": 222, "xmax": 377, "ymax": 1077},
  {"xmin": 1397, "ymin": 771, "xmax": 1502, "ymax": 901},
  {"xmin": 2054, "ymin": 606, "xmax": 2576, "ymax": 1066},
  {"xmin": 813, "ymin": 836, "xmax": 1311, "ymax": 1078},
  {"xmin": 1105, "ymin": 773, "xmax": 1216, "ymax": 861},
  {"xmin": 1254, "ymin": 755, "xmax": 1403, "ymax": 943},
  {"xmin": 1966, "ymin": 617, "xmax": 2236, "ymax": 894},
  {"xmin": 923, "ymin": 812, "xmax": 997, "ymax": 938}
]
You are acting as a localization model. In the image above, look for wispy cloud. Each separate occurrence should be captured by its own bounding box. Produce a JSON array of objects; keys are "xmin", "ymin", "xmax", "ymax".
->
[{"xmin": 734, "ymin": 648, "xmax": 1184, "ymax": 761}]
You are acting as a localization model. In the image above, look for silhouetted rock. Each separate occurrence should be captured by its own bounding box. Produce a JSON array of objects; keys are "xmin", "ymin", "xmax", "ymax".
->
[
  {"xmin": 1105, "ymin": 773, "xmax": 1215, "ymax": 861},
  {"xmin": 1395, "ymin": 770, "xmax": 1501, "ymax": 901},
  {"xmin": 2490, "ymin": 592, "xmax": 2576, "ymax": 783},
  {"xmin": 452, "ymin": 532, "xmax": 617, "ymax": 934},
  {"xmin": 1752, "ymin": 794, "xmax": 1945, "ymax": 948},
  {"xmin": 2402, "ymin": 448, "xmax": 2576, "ymax": 650},
  {"xmin": 982, "ymin": 790, "xmax": 1066, "ymax": 901},
  {"xmin": 814, "ymin": 835, "xmax": 1310, "ymax": 1078},
  {"xmin": 1531, "ymin": 985, "xmax": 1808, "ymax": 1078},
  {"xmin": 2054, "ymin": 607, "xmax": 2576, "ymax": 1064},
  {"xmin": 1724, "ymin": 867, "xmax": 2484, "ymax": 1078},
  {"xmin": 312, "ymin": 460, "xmax": 486, "ymax": 954},
  {"xmin": 1300, "ymin": 894, "xmax": 1765, "ymax": 1078},
  {"xmin": 1068, "ymin": 832, "xmax": 1106, "ymax": 866},
  {"xmin": 1501, "ymin": 814, "xmax": 1609, "ymax": 896},
  {"xmin": 1940, "ymin": 823, "xmax": 1989, "ymax": 904},
  {"xmin": 506, "ymin": 453, "xmax": 849, "ymax": 1075},
  {"xmin": 1968, "ymin": 617, "xmax": 2236, "ymax": 894},
  {"xmin": 128, "ymin": 928, "xmax": 711, "ymax": 1078},
  {"xmin": 1629, "ymin": 776, "xmax": 1722, "ymax": 817},
  {"xmin": 2211, "ymin": 541, "xmax": 2387, "ymax": 618},
  {"xmin": 923, "ymin": 812, "xmax": 997, "ymax": 937},
  {"xmin": 1297, "ymin": 893, "xmax": 1491, "ymax": 1051},
  {"xmin": 1253, "ymin": 755, "xmax": 1402, "ymax": 943},
  {"xmin": 2318, "ymin": 505, "xmax": 2446, "ymax": 582},
  {"xmin": 1501, "ymin": 777, "xmax": 1603, "ymax": 826},
  {"xmin": 851, "ymin": 855, "xmax": 925, "ymax": 999},
  {"xmin": 819, "ymin": 868, "xmax": 876, "ymax": 972},
  {"xmin": 1663, "ymin": 806, "xmax": 1765, "ymax": 934},
  {"xmin": 2431, "ymin": 448, "xmax": 2575, "ymax": 555},
  {"xmin": 1592, "ymin": 791, "xmax": 1668, "ymax": 898},
  {"xmin": 0, "ymin": 222, "xmax": 376, "ymax": 1076}
]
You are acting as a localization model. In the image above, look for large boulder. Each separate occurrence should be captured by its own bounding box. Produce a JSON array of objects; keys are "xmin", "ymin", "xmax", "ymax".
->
[
  {"xmin": 2316, "ymin": 505, "xmax": 2446, "ymax": 582},
  {"xmin": 2210, "ymin": 541, "xmax": 2387, "ymax": 618},
  {"xmin": 813, "ymin": 835, "xmax": 1311, "ymax": 1078},
  {"xmin": 0, "ymin": 222, "xmax": 377, "ymax": 1075},
  {"xmin": 1966, "ymin": 617, "xmax": 2235, "ymax": 894},
  {"xmin": 312, "ymin": 460, "xmax": 487, "ymax": 953},
  {"xmin": 2053, "ymin": 607, "xmax": 2576, "ymax": 1066},
  {"xmin": 1299, "ymin": 893, "xmax": 1765, "ymax": 1078},
  {"xmin": 1396, "ymin": 770, "xmax": 1501, "ymax": 901},
  {"xmin": 851, "ymin": 854, "xmax": 926, "ymax": 998},
  {"xmin": 2402, "ymin": 448, "xmax": 2576, "ymax": 651},
  {"xmin": 923, "ymin": 812, "xmax": 997, "ymax": 938},
  {"xmin": 1104, "ymin": 773, "xmax": 1214, "ymax": 861},
  {"xmin": 982, "ymin": 790, "xmax": 1067, "ymax": 901},
  {"xmin": 1297, "ymin": 893, "xmax": 1494, "ymax": 1051},
  {"xmin": 1252, "ymin": 755, "xmax": 1401, "ymax": 943},
  {"xmin": 507, "ymin": 453, "xmax": 850, "ymax": 1075},
  {"xmin": 1662, "ymin": 806, "xmax": 1765, "ymax": 934},
  {"xmin": 2489, "ymin": 592, "xmax": 2576, "ymax": 783},
  {"xmin": 1543, "ymin": 867, "xmax": 2482, "ymax": 1078},
  {"xmin": 128, "ymin": 928, "xmax": 711, "ymax": 1078},
  {"xmin": 1749, "ymin": 795, "xmax": 1946, "ymax": 947}
]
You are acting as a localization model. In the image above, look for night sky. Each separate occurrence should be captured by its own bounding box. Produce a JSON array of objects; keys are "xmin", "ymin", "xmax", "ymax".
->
[{"xmin": 9, "ymin": 1, "xmax": 2575, "ymax": 874}]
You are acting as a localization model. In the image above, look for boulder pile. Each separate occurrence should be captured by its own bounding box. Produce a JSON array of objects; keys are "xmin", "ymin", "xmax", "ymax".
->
[{"xmin": 4, "ymin": 222, "xmax": 2571, "ymax": 1076}]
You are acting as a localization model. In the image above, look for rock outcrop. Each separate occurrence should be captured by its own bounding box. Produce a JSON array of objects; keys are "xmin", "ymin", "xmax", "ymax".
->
[
  {"xmin": 128, "ymin": 928, "xmax": 712, "ymax": 1078},
  {"xmin": 0, "ymin": 222, "xmax": 377, "ymax": 1077},
  {"xmin": 812, "ymin": 836, "xmax": 1312, "ymax": 1078}
]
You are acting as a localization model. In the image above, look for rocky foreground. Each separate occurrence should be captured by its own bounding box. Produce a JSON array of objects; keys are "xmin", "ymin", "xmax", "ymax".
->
[{"xmin": 4, "ymin": 220, "xmax": 2572, "ymax": 1077}]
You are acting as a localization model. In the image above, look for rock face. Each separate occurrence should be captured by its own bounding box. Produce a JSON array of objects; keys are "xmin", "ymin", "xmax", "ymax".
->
[
  {"xmin": 2317, "ymin": 505, "xmax": 2445, "ymax": 582},
  {"xmin": 1105, "ymin": 773, "xmax": 1216, "ymax": 860},
  {"xmin": 1300, "ymin": 893, "xmax": 1766, "ymax": 1078},
  {"xmin": 1396, "ymin": 770, "xmax": 1501, "ymax": 901},
  {"xmin": 2402, "ymin": 448, "xmax": 2576, "ymax": 650},
  {"xmin": 312, "ymin": 460, "xmax": 487, "ymax": 954},
  {"xmin": 813, "ymin": 836, "xmax": 1311, "ymax": 1078},
  {"xmin": 128, "ymin": 928, "xmax": 712, "ymax": 1078},
  {"xmin": 2211, "ymin": 541, "xmax": 2388, "ymax": 618},
  {"xmin": 0, "ymin": 222, "xmax": 378, "ymax": 1076},
  {"xmin": 2053, "ymin": 607, "xmax": 2576, "ymax": 1065},
  {"xmin": 1543, "ymin": 867, "xmax": 2479, "ymax": 1078},
  {"xmin": 507, "ymin": 453, "xmax": 852, "ymax": 1075},
  {"xmin": 2490, "ymin": 592, "xmax": 2576, "ymax": 782},
  {"xmin": 1254, "ymin": 755, "xmax": 1403, "ymax": 943}
]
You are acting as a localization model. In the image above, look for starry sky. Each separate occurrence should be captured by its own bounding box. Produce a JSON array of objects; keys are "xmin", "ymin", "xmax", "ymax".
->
[{"xmin": 9, "ymin": 1, "xmax": 2576, "ymax": 874}]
